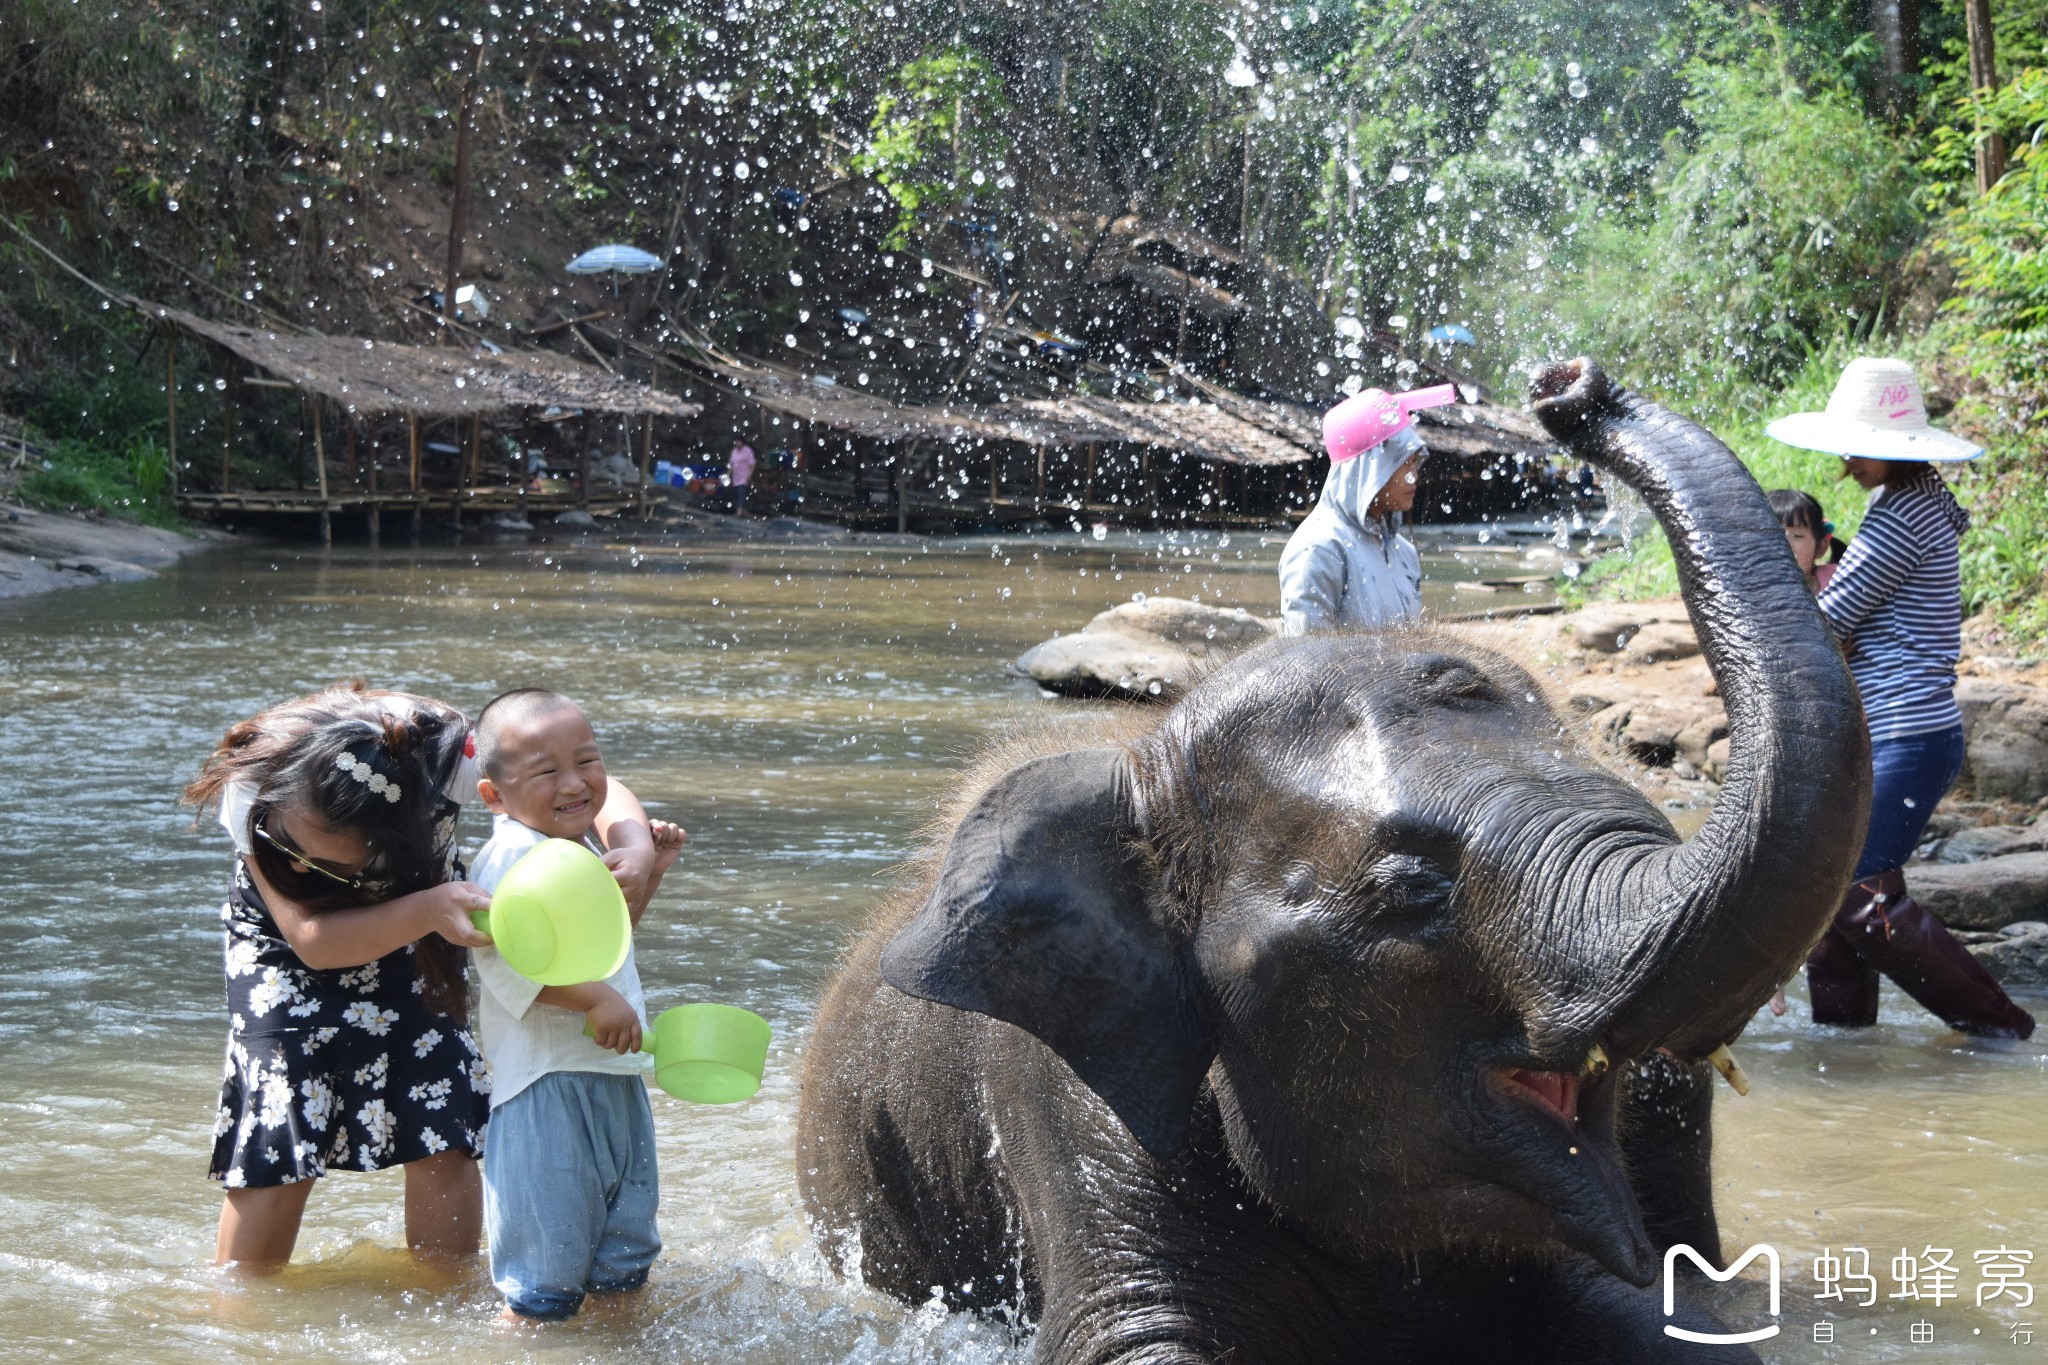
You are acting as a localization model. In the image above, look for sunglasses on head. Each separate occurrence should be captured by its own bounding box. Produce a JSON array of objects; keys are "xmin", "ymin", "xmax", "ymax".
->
[{"xmin": 253, "ymin": 810, "xmax": 371, "ymax": 891}]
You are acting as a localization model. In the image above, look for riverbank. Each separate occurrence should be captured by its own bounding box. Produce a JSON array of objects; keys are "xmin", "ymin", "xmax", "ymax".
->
[{"xmin": 0, "ymin": 499, "xmax": 226, "ymax": 600}]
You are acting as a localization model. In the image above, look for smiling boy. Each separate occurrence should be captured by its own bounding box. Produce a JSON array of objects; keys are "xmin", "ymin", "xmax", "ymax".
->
[{"xmin": 467, "ymin": 688, "xmax": 686, "ymax": 1321}]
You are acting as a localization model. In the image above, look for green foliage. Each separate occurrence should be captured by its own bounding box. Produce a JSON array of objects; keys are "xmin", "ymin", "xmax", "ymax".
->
[
  {"xmin": 18, "ymin": 434, "xmax": 182, "ymax": 527},
  {"xmin": 1521, "ymin": 23, "xmax": 1921, "ymax": 395},
  {"xmin": 1924, "ymin": 67, "xmax": 2048, "ymax": 384},
  {"xmin": 854, "ymin": 46, "xmax": 1011, "ymax": 248}
]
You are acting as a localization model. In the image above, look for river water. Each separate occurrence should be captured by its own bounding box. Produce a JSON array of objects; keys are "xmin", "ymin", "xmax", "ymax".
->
[{"xmin": 0, "ymin": 529, "xmax": 2039, "ymax": 1364}]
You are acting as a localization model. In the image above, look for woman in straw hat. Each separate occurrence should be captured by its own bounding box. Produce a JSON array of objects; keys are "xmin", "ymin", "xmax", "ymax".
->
[{"xmin": 1767, "ymin": 357, "xmax": 2034, "ymax": 1039}]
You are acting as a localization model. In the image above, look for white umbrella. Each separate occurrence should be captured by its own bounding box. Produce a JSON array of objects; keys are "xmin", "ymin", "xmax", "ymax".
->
[{"xmin": 565, "ymin": 244, "xmax": 665, "ymax": 295}]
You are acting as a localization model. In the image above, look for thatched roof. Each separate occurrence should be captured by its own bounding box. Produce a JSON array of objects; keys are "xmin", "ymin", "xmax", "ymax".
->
[
  {"xmin": 146, "ymin": 304, "xmax": 700, "ymax": 420},
  {"xmin": 994, "ymin": 394, "xmax": 1313, "ymax": 466},
  {"xmin": 678, "ymin": 347, "xmax": 1554, "ymax": 469},
  {"xmin": 682, "ymin": 352, "xmax": 1310, "ymax": 464},
  {"xmin": 689, "ymin": 357, "xmax": 1027, "ymax": 444}
]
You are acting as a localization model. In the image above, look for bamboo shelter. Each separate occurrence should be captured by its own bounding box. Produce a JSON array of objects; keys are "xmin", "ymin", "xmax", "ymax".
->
[{"xmin": 146, "ymin": 302, "xmax": 700, "ymax": 544}]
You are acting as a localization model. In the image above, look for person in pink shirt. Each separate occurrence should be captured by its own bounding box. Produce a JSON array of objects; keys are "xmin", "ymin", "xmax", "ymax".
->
[{"xmin": 728, "ymin": 441, "xmax": 755, "ymax": 513}]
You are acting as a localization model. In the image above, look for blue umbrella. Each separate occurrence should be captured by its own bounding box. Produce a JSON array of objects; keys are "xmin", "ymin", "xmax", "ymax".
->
[
  {"xmin": 566, "ymin": 244, "xmax": 666, "ymax": 275},
  {"xmin": 1426, "ymin": 323, "xmax": 1477, "ymax": 346}
]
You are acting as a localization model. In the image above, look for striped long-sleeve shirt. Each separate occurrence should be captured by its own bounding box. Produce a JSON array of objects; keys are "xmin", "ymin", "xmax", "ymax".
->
[{"xmin": 1817, "ymin": 467, "xmax": 1970, "ymax": 742}]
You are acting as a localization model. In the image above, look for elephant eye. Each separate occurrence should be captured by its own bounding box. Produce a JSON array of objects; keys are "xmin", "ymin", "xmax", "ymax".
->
[{"xmin": 1354, "ymin": 853, "xmax": 1456, "ymax": 917}]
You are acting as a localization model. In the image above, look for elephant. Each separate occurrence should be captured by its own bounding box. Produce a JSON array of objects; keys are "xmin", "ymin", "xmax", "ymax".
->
[{"xmin": 795, "ymin": 359, "xmax": 1872, "ymax": 1363}]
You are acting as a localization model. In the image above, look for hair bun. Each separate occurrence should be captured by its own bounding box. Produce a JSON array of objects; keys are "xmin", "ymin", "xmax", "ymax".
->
[{"xmin": 377, "ymin": 712, "xmax": 414, "ymax": 759}]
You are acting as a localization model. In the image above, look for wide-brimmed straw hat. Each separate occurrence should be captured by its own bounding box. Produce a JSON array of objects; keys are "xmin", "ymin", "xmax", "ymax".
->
[{"xmin": 1765, "ymin": 357, "xmax": 1982, "ymax": 462}]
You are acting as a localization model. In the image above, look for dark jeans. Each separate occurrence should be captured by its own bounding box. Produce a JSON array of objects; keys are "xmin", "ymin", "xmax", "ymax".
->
[
  {"xmin": 1855, "ymin": 725, "xmax": 1966, "ymax": 879},
  {"xmin": 1808, "ymin": 724, "xmax": 2034, "ymax": 1038}
]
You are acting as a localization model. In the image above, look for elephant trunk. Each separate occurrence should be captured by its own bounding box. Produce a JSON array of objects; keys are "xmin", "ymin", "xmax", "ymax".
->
[{"xmin": 1528, "ymin": 360, "xmax": 1870, "ymax": 1062}]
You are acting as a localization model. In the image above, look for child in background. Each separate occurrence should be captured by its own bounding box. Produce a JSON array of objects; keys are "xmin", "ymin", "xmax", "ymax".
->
[
  {"xmin": 1767, "ymin": 488, "xmax": 1843, "ymax": 595},
  {"xmin": 468, "ymin": 688, "xmax": 687, "ymax": 1321}
]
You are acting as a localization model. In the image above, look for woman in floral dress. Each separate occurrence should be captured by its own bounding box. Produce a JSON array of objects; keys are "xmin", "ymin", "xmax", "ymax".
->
[{"xmin": 188, "ymin": 683, "xmax": 666, "ymax": 1271}]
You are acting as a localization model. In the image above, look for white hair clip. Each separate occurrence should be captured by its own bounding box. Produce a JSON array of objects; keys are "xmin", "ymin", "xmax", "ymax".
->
[{"xmin": 335, "ymin": 752, "xmax": 402, "ymax": 803}]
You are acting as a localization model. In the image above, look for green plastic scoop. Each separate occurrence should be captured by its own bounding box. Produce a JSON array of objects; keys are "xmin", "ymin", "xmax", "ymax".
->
[
  {"xmin": 588, "ymin": 1004, "xmax": 772, "ymax": 1104},
  {"xmin": 470, "ymin": 838, "xmax": 631, "ymax": 986}
]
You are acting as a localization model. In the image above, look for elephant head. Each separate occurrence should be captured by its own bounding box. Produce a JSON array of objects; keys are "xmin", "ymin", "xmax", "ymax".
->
[{"xmin": 881, "ymin": 359, "xmax": 1869, "ymax": 1287}]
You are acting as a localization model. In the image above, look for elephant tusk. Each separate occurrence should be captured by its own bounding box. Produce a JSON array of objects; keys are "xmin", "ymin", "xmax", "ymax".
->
[
  {"xmin": 1707, "ymin": 1044, "xmax": 1751, "ymax": 1096},
  {"xmin": 1581, "ymin": 1042, "xmax": 1610, "ymax": 1078}
]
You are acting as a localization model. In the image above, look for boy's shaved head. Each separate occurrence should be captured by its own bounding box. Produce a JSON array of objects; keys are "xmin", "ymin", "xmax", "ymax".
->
[{"xmin": 474, "ymin": 688, "xmax": 585, "ymax": 778}]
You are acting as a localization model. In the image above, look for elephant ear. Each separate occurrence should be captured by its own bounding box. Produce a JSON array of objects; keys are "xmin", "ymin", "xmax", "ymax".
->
[{"xmin": 880, "ymin": 747, "xmax": 1215, "ymax": 1158}]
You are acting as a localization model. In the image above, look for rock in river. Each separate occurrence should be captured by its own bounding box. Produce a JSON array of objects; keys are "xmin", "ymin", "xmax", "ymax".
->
[
  {"xmin": 1016, "ymin": 597, "xmax": 1278, "ymax": 701},
  {"xmin": 1908, "ymin": 850, "xmax": 2048, "ymax": 931},
  {"xmin": 1961, "ymin": 921, "xmax": 2048, "ymax": 989},
  {"xmin": 1957, "ymin": 678, "xmax": 2048, "ymax": 803}
]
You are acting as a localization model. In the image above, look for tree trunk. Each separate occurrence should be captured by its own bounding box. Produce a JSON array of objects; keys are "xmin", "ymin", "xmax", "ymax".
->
[
  {"xmin": 445, "ymin": 41, "xmax": 487, "ymax": 334},
  {"xmin": 1871, "ymin": 0, "xmax": 1920, "ymax": 116},
  {"xmin": 1966, "ymin": 0, "xmax": 2008, "ymax": 193}
]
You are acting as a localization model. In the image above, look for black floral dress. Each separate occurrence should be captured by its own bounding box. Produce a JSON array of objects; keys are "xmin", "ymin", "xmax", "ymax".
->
[{"xmin": 208, "ymin": 849, "xmax": 491, "ymax": 1188}]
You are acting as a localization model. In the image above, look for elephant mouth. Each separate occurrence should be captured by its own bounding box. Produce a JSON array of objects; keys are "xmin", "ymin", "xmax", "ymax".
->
[
  {"xmin": 1502, "ymin": 1067, "xmax": 1580, "ymax": 1125},
  {"xmin": 1468, "ymin": 1056, "xmax": 1654, "ymax": 1285}
]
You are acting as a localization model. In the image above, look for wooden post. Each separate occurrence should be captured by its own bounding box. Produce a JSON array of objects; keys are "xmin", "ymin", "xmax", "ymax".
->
[
  {"xmin": 367, "ymin": 429, "xmax": 382, "ymax": 548},
  {"xmin": 577, "ymin": 413, "xmax": 593, "ymax": 511},
  {"xmin": 1966, "ymin": 0, "xmax": 2007, "ymax": 193},
  {"xmin": 896, "ymin": 440, "xmax": 920, "ymax": 534},
  {"xmin": 220, "ymin": 357, "xmax": 237, "ymax": 493},
  {"xmin": 1144, "ymin": 448, "xmax": 1159, "ymax": 524},
  {"xmin": 164, "ymin": 333, "xmax": 179, "ymax": 498},
  {"xmin": 294, "ymin": 396, "xmax": 308, "ymax": 490},
  {"xmin": 407, "ymin": 414, "xmax": 423, "ymax": 543},
  {"xmin": 346, "ymin": 417, "xmax": 359, "ymax": 486},
  {"xmin": 1034, "ymin": 446, "xmax": 1046, "ymax": 515},
  {"xmin": 636, "ymin": 412, "xmax": 653, "ymax": 517},
  {"xmin": 312, "ymin": 398, "xmax": 332, "ymax": 547},
  {"xmin": 1081, "ymin": 442, "xmax": 1097, "ymax": 510},
  {"xmin": 989, "ymin": 444, "xmax": 1000, "ymax": 514},
  {"xmin": 518, "ymin": 413, "xmax": 533, "ymax": 524},
  {"xmin": 455, "ymin": 411, "xmax": 482, "ymax": 531}
]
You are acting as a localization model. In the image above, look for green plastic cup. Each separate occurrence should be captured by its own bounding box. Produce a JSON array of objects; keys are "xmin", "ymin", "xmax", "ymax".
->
[
  {"xmin": 470, "ymin": 838, "xmax": 630, "ymax": 986},
  {"xmin": 587, "ymin": 1004, "xmax": 771, "ymax": 1104}
]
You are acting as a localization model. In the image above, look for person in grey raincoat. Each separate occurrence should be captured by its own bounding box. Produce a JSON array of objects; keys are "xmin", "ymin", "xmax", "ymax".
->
[{"xmin": 1278, "ymin": 424, "xmax": 1427, "ymax": 632}]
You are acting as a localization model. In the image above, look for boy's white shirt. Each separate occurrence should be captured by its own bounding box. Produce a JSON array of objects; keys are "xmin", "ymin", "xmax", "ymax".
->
[{"xmin": 469, "ymin": 812, "xmax": 648, "ymax": 1110}]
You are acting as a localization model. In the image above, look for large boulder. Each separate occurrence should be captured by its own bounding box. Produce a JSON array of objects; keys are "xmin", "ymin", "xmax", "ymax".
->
[
  {"xmin": 1016, "ymin": 597, "xmax": 1278, "ymax": 701},
  {"xmin": 1908, "ymin": 850, "xmax": 2048, "ymax": 930},
  {"xmin": 1962, "ymin": 921, "xmax": 2048, "ymax": 989},
  {"xmin": 1956, "ymin": 678, "xmax": 2048, "ymax": 803}
]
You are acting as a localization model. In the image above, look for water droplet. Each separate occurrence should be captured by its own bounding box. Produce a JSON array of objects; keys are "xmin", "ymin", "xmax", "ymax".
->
[
  {"xmin": 1091, "ymin": 524, "xmax": 1108, "ymax": 541},
  {"xmin": 1569, "ymin": 78, "xmax": 1589, "ymax": 99},
  {"xmin": 1902, "ymin": 797, "xmax": 1917, "ymax": 808}
]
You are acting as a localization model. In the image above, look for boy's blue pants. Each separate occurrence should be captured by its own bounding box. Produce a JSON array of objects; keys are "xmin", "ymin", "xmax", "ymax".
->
[{"xmin": 484, "ymin": 1070, "xmax": 661, "ymax": 1319}]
